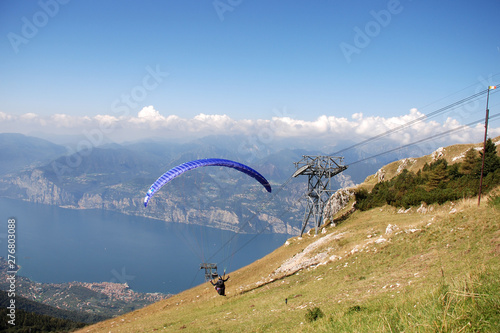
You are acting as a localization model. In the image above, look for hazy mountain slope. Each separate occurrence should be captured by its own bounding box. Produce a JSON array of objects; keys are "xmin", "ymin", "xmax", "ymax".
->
[
  {"xmin": 0, "ymin": 137, "xmax": 322, "ymax": 234},
  {"xmin": 0, "ymin": 133, "xmax": 66, "ymax": 176}
]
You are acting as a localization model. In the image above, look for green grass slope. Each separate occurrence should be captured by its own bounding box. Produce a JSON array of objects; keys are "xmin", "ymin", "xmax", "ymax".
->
[{"xmin": 77, "ymin": 192, "xmax": 500, "ymax": 332}]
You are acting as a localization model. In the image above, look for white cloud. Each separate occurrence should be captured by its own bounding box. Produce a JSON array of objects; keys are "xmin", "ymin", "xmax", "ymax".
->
[
  {"xmin": 1, "ymin": 106, "xmax": 498, "ymax": 148},
  {"xmin": 137, "ymin": 105, "xmax": 165, "ymax": 121},
  {"xmin": 0, "ymin": 111, "xmax": 13, "ymax": 121},
  {"xmin": 95, "ymin": 114, "xmax": 119, "ymax": 127},
  {"xmin": 50, "ymin": 114, "xmax": 92, "ymax": 128},
  {"xmin": 20, "ymin": 112, "xmax": 38, "ymax": 120}
]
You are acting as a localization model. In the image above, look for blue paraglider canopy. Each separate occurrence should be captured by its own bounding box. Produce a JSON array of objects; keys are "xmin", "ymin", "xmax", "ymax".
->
[{"xmin": 144, "ymin": 158, "xmax": 272, "ymax": 207}]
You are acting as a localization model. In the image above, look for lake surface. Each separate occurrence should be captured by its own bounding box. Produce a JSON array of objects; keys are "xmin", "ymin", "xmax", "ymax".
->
[{"xmin": 0, "ymin": 198, "xmax": 290, "ymax": 294}]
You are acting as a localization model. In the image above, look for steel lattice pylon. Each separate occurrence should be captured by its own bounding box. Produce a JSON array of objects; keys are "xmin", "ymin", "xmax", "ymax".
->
[{"xmin": 293, "ymin": 155, "xmax": 348, "ymax": 236}]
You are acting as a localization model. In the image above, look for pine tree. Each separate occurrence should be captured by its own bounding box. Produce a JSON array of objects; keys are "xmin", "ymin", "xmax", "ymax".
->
[
  {"xmin": 479, "ymin": 138, "xmax": 500, "ymax": 176},
  {"xmin": 426, "ymin": 159, "xmax": 448, "ymax": 191},
  {"xmin": 460, "ymin": 148, "xmax": 479, "ymax": 176}
]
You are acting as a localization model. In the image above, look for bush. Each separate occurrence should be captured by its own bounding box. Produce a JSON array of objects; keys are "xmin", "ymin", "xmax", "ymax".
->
[
  {"xmin": 305, "ymin": 306, "xmax": 324, "ymax": 322},
  {"xmin": 347, "ymin": 305, "xmax": 362, "ymax": 313},
  {"xmin": 487, "ymin": 194, "xmax": 500, "ymax": 210},
  {"xmin": 354, "ymin": 188, "xmax": 370, "ymax": 211}
]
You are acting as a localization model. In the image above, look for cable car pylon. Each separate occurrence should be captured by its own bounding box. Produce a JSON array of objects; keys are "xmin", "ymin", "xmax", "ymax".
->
[{"xmin": 293, "ymin": 155, "xmax": 348, "ymax": 236}]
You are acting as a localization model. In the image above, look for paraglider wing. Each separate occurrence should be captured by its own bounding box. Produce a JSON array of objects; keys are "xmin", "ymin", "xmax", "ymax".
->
[{"xmin": 144, "ymin": 158, "xmax": 272, "ymax": 207}]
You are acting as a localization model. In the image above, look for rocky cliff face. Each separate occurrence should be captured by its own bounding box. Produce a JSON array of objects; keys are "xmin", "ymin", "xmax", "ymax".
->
[
  {"xmin": 1, "ymin": 168, "xmax": 300, "ymax": 235},
  {"xmin": 10, "ymin": 170, "xmax": 77, "ymax": 205}
]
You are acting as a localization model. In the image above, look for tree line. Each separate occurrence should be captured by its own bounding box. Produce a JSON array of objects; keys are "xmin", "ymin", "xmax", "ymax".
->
[
  {"xmin": 354, "ymin": 139, "xmax": 500, "ymax": 210},
  {"xmin": 0, "ymin": 307, "xmax": 86, "ymax": 332}
]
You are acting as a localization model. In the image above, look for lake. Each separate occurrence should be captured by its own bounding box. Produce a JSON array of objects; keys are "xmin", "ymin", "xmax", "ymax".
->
[{"xmin": 0, "ymin": 198, "xmax": 290, "ymax": 294}]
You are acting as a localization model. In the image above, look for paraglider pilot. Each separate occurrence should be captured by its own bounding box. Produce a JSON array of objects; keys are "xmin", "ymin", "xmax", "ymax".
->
[{"xmin": 210, "ymin": 274, "xmax": 229, "ymax": 296}]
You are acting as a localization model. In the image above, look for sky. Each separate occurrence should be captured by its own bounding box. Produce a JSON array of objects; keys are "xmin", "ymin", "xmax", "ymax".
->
[{"xmin": 0, "ymin": 0, "xmax": 499, "ymax": 146}]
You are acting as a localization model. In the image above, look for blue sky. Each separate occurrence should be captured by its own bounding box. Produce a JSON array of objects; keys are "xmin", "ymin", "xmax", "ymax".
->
[{"xmin": 0, "ymin": 0, "xmax": 499, "ymax": 143}]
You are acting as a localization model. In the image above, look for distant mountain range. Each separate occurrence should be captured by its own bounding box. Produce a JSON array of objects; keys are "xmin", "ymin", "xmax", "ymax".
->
[
  {"xmin": 0, "ymin": 133, "xmax": 435, "ymax": 234},
  {"xmin": 0, "ymin": 133, "xmax": 66, "ymax": 176}
]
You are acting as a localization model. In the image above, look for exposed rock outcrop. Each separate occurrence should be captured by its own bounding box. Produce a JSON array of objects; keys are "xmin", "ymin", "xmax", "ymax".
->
[
  {"xmin": 323, "ymin": 188, "xmax": 354, "ymax": 222},
  {"xmin": 397, "ymin": 158, "xmax": 416, "ymax": 173},
  {"xmin": 12, "ymin": 170, "xmax": 76, "ymax": 205},
  {"xmin": 274, "ymin": 232, "xmax": 346, "ymax": 275}
]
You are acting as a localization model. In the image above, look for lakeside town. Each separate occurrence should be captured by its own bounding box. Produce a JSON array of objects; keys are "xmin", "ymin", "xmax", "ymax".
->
[{"xmin": 0, "ymin": 257, "xmax": 170, "ymax": 318}]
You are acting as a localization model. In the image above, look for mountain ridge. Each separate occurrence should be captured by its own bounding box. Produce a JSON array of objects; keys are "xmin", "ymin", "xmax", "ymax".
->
[{"xmin": 0, "ymin": 133, "xmax": 66, "ymax": 176}]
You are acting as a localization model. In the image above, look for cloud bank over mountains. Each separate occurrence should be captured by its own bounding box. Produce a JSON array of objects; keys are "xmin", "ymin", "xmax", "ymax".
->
[{"xmin": 2, "ymin": 106, "xmax": 498, "ymax": 146}]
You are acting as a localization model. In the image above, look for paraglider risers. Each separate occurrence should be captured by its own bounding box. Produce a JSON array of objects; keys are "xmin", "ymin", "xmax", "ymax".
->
[{"xmin": 200, "ymin": 263, "xmax": 219, "ymax": 282}]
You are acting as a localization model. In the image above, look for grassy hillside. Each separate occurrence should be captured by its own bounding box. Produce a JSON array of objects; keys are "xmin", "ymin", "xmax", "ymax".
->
[{"xmin": 77, "ymin": 190, "xmax": 500, "ymax": 332}]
